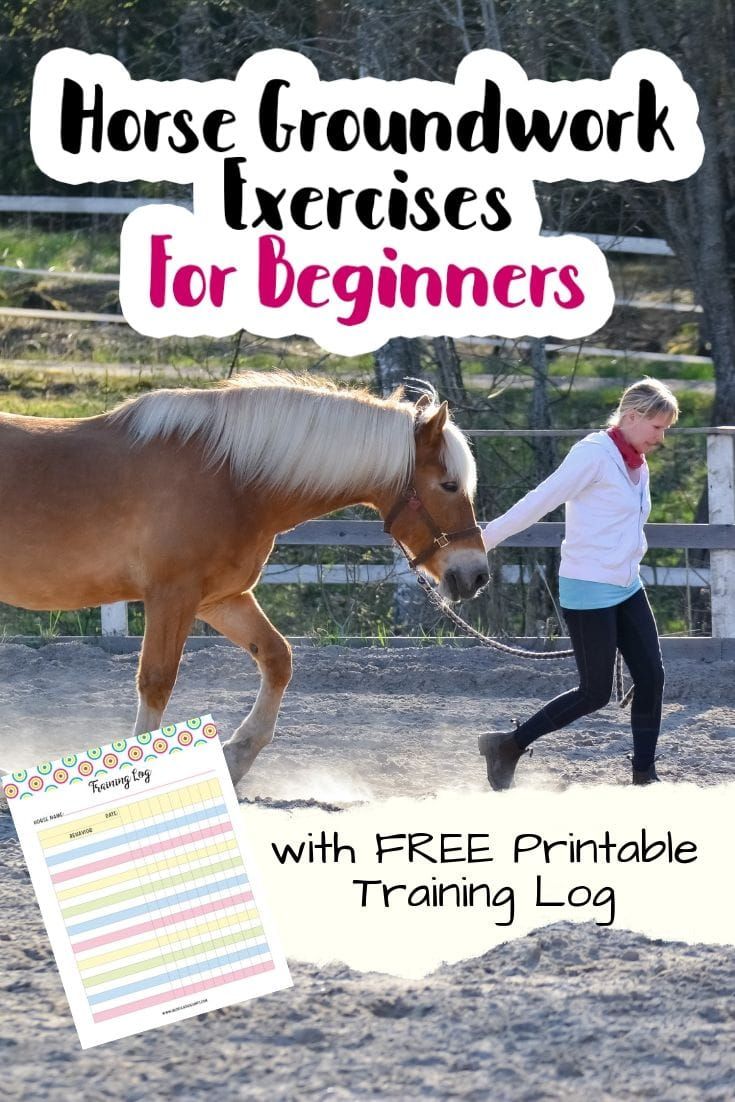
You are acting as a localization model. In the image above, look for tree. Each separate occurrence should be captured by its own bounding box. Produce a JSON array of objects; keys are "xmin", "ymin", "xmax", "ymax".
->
[{"xmin": 445, "ymin": 0, "xmax": 735, "ymax": 425}]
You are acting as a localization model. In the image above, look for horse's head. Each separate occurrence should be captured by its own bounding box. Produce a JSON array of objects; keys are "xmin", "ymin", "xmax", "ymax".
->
[{"xmin": 382, "ymin": 397, "xmax": 489, "ymax": 601}]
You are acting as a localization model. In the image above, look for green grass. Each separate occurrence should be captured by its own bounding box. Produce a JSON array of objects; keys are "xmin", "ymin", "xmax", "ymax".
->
[
  {"xmin": 0, "ymin": 260, "xmax": 718, "ymax": 639},
  {"xmin": 0, "ymin": 604, "xmax": 102, "ymax": 638},
  {"xmin": 547, "ymin": 356, "xmax": 713, "ymax": 381},
  {"xmin": 0, "ymin": 223, "xmax": 711, "ymax": 392},
  {"xmin": 457, "ymin": 353, "xmax": 714, "ymax": 385},
  {"xmin": 0, "ymin": 226, "xmax": 120, "ymax": 273},
  {"xmin": 0, "ymin": 370, "xmax": 166, "ymax": 417}
]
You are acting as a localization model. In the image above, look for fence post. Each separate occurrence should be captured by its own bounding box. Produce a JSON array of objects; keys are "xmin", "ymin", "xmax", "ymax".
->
[
  {"xmin": 707, "ymin": 431, "xmax": 735, "ymax": 637},
  {"xmin": 101, "ymin": 601, "xmax": 129, "ymax": 637}
]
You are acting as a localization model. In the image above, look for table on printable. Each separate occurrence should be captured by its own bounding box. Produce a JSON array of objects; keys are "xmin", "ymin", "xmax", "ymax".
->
[{"xmin": 3, "ymin": 716, "xmax": 291, "ymax": 1047}]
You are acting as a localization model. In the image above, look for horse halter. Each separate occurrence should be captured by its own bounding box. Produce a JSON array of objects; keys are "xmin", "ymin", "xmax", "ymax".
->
[{"xmin": 383, "ymin": 487, "xmax": 481, "ymax": 569}]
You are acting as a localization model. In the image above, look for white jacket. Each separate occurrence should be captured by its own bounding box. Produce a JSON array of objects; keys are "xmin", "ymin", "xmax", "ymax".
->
[{"xmin": 482, "ymin": 431, "xmax": 651, "ymax": 586}]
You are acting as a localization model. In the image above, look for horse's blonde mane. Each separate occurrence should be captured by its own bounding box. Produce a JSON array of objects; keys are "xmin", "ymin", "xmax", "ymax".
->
[{"xmin": 111, "ymin": 372, "xmax": 476, "ymax": 498}]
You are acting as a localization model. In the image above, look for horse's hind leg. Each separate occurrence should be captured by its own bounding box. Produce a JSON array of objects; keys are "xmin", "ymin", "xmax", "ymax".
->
[
  {"xmin": 134, "ymin": 589, "xmax": 198, "ymax": 736},
  {"xmin": 198, "ymin": 591, "xmax": 292, "ymax": 785}
]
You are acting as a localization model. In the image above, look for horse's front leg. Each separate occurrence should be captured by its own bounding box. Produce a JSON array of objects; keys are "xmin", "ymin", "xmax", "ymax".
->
[
  {"xmin": 134, "ymin": 587, "xmax": 199, "ymax": 736},
  {"xmin": 198, "ymin": 591, "xmax": 292, "ymax": 785}
]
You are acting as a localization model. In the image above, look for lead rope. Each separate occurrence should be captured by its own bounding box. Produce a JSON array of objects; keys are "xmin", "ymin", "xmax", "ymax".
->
[{"xmin": 414, "ymin": 574, "xmax": 632, "ymax": 707}]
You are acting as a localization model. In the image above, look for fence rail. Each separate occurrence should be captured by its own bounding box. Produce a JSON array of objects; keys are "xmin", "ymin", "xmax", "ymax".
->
[
  {"xmin": 0, "ymin": 197, "xmax": 676, "ymax": 257},
  {"xmin": 274, "ymin": 518, "xmax": 735, "ymax": 550},
  {"xmin": 65, "ymin": 428, "xmax": 735, "ymax": 641},
  {"xmin": 97, "ymin": 516, "xmax": 734, "ymax": 637},
  {"xmin": 0, "ymin": 195, "xmax": 705, "ymax": 365},
  {"xmin": 2, "ymin": 198, "xmax": 732, "ymax": 639}
]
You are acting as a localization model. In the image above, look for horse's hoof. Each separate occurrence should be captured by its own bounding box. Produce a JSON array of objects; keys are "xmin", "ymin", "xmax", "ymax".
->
[{"xmin": 222, "ymin": 740, "xmax": 249, "ymax": 787}]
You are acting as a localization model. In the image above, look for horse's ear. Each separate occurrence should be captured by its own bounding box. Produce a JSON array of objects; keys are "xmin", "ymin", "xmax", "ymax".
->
[
  {"xmin": 417, "ymin": 400, "xmax": 449, "ymax": 444},
  {"xmin": 414, "ymin": 394, "xmax": 432, "ymax": 412}
]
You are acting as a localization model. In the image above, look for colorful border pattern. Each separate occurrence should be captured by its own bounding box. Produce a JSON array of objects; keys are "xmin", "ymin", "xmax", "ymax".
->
[{"xmin": 3, "ymin": 718, "xmax": 218, "ymax": 801}]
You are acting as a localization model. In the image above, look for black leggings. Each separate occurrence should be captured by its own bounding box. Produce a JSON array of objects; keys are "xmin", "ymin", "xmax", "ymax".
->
[{"xmin": 513, "ymin": 588, "xmax": 664, "ymax": 770}]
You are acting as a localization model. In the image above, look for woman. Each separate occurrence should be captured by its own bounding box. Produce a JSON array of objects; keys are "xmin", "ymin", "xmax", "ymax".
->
[{"xmin": 479, "ymin": 377, "xmax": 679, "ymax": 790}]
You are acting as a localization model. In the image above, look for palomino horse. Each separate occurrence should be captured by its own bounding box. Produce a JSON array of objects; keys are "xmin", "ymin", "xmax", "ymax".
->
[{"xmin": 0, "ymin": 372, "xmax": 488, "ymax": 784}]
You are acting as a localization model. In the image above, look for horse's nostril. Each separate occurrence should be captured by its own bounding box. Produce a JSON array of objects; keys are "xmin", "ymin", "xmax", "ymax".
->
[{"xmin": 475, "ymin": 570, "xmax": 490, "ymax": 592}]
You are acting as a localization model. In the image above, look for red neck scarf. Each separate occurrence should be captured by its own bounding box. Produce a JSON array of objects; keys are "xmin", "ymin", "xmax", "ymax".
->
[{"xmin": 608, "ymin": 426, "xmax": 644, "ymax": 469}]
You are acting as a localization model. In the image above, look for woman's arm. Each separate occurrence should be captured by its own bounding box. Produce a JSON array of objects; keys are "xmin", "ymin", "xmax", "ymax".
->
[{"xmin": 482, "ymin": 442, "xmax": 603, "ymax": 551}]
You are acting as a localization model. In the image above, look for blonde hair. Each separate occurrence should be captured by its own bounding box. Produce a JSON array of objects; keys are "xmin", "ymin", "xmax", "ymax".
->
[{"xmin": 607, "ymin": 377, "xmax": 679, "ymax": 427}]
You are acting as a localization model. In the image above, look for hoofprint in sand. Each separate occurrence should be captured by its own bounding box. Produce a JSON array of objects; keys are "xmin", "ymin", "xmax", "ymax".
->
[{"xmin": 1, "ymin": 641, "xmax": 734, "ymax": 1100}]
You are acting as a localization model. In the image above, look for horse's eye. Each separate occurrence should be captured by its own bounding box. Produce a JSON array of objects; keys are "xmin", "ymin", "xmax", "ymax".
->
[{"xmin": 441, "ymin": 481, "xmax": 459, "ymax": 493}]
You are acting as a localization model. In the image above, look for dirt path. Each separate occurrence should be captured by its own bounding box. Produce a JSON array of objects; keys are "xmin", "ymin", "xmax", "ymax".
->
[{"xmin": 1, "ymin": 642, "xmax": 733, "ymax": 1100}]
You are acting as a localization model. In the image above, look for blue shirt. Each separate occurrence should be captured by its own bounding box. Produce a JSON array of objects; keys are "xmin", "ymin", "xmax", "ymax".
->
[{"xmin": 559, "ymin": 575, "xmax": 642, "ymax": 610}]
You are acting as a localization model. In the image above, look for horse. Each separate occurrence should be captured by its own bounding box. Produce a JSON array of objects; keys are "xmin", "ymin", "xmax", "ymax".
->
[{"xmin": 0, "ymin": 371, "xmax": 488, "ymax": 784}]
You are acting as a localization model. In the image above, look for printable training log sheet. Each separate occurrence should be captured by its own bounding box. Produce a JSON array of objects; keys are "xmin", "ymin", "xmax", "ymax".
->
[{"xmin": 3, "ymin": 716, "xmax": 291, "ymax": 1048}]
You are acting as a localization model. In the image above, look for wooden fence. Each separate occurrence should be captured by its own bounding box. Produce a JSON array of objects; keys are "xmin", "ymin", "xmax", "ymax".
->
[
  {"xmin": 2, "ymin": 196, "xmax": 732, "ymax": 640},
  {"xmin": 0, "ymin": 196, "xmax": 673, "ymax": 255},
  {"xmin": 97, "ymin": 428, "xmax": 735, "ymax": 640}
]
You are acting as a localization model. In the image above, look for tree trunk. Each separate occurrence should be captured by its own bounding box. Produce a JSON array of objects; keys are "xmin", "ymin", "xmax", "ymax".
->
[
  {"xmin": 525, "ymin": 338, "xmax": 558, "ymax": 633},
  {"xmin": 178, "ymin": 2, "xmax": 210, "ymax": 80},
  {"xmin": 374, "ymin": 336, "xmax": 431, "ymax": 630},
  {"xmin": 431, "ymin": 337, "xmax": 467, "ymax": 406},
  {"xmin": 528, "ymin": 338, "xmax": 556, "ymax": 481},
  {"xmin": 478, "ymin": 0, "xmax": 503, "ymax": 51},
  {"xmin": 662, "ymin": 131, "xmax": 735, "ymax": 425},
  {"xmin": 373, "ymin": 337, "xmax": 423, "ymax": 396}
]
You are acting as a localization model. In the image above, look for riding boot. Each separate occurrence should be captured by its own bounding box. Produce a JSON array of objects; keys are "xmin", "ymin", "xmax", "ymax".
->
[
  {"xmin": 478, "ymin": 730, "xmax": 526, "ymax": 791},
  {"xmin": 632, "ymin": 763, "xmax": 660, "ymax": 785}
]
